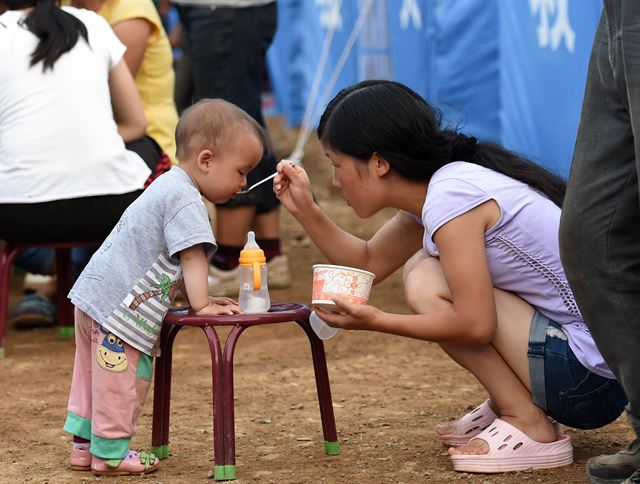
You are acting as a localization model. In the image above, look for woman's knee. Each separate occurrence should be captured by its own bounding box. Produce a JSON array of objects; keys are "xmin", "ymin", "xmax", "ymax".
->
[{"xmin": 403, "ymin": 255, "xmax": 451, "ymax": 313}]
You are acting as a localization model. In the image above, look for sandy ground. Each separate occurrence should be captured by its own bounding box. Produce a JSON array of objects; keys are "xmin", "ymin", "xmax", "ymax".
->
[{"xmin": 0, "ymin": 119, "xmax": 634, "ymax": 483}]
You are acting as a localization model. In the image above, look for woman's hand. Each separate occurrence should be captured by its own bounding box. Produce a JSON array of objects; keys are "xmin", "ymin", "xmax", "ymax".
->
[
  {"xmin": 274, "ymin": 160, "xmax": 315, "ymax": 216},
  {"xmin": 196, "ymin": 301, "xmax": 242, "ymax": 316},
  {"xmin": 315, "ymin": 296, "xmax": 383, "ymax": 331}
]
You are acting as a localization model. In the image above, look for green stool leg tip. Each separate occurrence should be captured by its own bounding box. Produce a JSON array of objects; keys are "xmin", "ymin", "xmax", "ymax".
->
[
  {"xmin": 223, "ymin": 465, "xmax": 237, "ymax": 480},
  {"xmin": 213, "ymin": 465, "xmax": 237, "ymax": 481},
  {"xmin": 324, "ymin": 440, "xmax": 341, "ymax": 455},
  {"xmin": 151, "ymin": 444, "xmax": 170, "ymax": 459},
  {"xmin": 213, "ymin": 466, "xmax": 225, "ymax": 480},
  {"xmin": 0, "ymin": 347, "xmax": 4, "ymax": 359},
  {"xmin": 57, "ymin": 326, "xmax": 74, "ymax": 337}
]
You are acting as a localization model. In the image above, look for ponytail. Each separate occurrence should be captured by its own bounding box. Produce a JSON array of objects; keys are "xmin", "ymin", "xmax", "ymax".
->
[
  {"xmin": 8, "ymin": 0, "xmax": 88, "ymax": 71},
  {"xmin": 444, "ymin": 131, "xmax": 565, "ymax": 206},
  {"xmin": 470, "ymin": 141, "xmax": 565, "ymax": 207}
]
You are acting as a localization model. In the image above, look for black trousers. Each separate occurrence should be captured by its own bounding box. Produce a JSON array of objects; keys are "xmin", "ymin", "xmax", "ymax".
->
[
  {"xmin": 0, "ymin": 190, "xmax": 143, "ymax": 243},
  {"xmin": 559, "ymin": 0, "xmax": 640, "ymax": 439},
  {"xmin": 178, "ymin": 3, "xmax": 280, "ymax": 214}
]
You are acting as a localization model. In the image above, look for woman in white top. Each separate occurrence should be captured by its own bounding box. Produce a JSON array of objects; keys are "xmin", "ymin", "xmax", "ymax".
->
[
  {"xmin": 0, "ymin": 0, "xmax": 151, "ymax": 242},
  {"xmin": 0, "ymin": 0, "xmax": 152, "ymax": 327}
]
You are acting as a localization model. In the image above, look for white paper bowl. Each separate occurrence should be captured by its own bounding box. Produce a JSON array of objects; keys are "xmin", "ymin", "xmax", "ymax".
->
[{"xmin": 311, "ymin": 264, "xmax": 374, "ymax": 307}]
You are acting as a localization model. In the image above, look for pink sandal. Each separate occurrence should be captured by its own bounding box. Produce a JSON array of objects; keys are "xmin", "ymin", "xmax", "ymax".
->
[
  {"xmin": 91, "ymin": 450, "xmax": 159, "ymax": 476},
  {"xmin": 69, "ymin": 444, "xmax": 91, "ymax": 471},
  {"xmin": 449, "ymin": 418, "xmax": 573, "ymax": 473},
  {"xmin": 436, "ymin": 400, "xmax": 498, "ymax": 446}
]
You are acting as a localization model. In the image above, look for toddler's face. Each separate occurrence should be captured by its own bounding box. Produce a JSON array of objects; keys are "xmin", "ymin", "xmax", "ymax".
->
[{"xmin": 201, "ymin": 130, "xmax": 263, "ymax": 204}]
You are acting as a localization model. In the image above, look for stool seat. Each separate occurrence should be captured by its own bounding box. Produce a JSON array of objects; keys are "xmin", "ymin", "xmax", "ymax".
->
[
  {"xmin": 162, "ymin": 301, "xmax": 310, "ymax": 326},
  {"xmin": 151, "ymin": 302, "xmax": 340, "ymax": 481}
]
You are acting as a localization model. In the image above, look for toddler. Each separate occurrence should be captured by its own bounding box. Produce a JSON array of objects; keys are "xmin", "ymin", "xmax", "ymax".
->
[{"xmin": 63, "ymin": 99, "xmax": 268, "ymax": 475}]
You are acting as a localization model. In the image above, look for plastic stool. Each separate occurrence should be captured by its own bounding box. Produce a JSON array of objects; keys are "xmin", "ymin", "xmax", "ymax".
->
[
  {"xmin": 0, "ymin": 241, "xmax": 97, "ymax": 359},
  {"xmin": 151, "ymin": 302, "xmax": 340, "ymax": 481}
]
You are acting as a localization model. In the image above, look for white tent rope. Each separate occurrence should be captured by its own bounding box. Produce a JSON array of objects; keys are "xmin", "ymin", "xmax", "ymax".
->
[
  {"xmin": 290, "ymin": 0, "xmax": 342, "ymax": 162},
  {"xmin": 289, "ymin": 0, "xmax": 374, "ymax": 163}
]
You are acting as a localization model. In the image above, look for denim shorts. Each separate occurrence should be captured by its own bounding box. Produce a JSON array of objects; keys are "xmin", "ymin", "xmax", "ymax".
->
[{"xmin": 527, "ymin": 311, "xmax": 627, "ymax": 429}]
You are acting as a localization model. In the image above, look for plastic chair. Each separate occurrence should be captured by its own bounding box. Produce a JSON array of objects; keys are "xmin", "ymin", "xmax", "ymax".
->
[
  {"xmin": 0, "ymin": 241, "xmax": 97, "ymax": 359},
  {"xmin": 151, "ymin": 302, "xmax": 340, "ymax": 481}
]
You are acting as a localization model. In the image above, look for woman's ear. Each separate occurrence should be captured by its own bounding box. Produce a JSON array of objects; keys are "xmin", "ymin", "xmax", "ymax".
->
[
  {"xmin": 196, "ymin": 149, "xmax": 214, "ymax": 172},
  {"xmin": 372, "ymin": 152, "xmax": 391, "ymax": 177}
]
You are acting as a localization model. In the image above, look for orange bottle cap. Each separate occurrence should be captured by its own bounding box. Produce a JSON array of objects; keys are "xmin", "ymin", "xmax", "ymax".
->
[
  {"xmin": 239, "ymin": 248, "xmax": 266, "ymax": 266},
  {"xmin": 239, "ymin": 231, "xmax": 266, "ymax": 266}
]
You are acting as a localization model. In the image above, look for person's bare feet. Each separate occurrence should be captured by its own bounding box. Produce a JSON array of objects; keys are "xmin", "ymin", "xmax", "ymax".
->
[
  {"xmin": 448, "ymin": 436, "xmax": 492, "ymax": 456},
  {"xmin": 435, "ymin": 417, "xmax": 458, "ymax": 436},
  {"xmin": 448, "ymin": 407, "xmax": 557, "ymax": 456}
]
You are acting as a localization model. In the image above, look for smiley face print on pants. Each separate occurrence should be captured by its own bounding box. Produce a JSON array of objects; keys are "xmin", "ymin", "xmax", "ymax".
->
[{"xmin": 96, "ymin": 326, "xmax": 128, "ymax": 372}]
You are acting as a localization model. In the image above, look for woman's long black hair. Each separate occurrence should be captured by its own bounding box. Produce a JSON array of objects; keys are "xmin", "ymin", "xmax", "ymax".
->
[
  {"xmin": 317, "ymin": 80, "xmax": 566, "ymax": 207},
  {"xmin": 6, "ymin": 0, "xmax": 88, "ymax": 71}
]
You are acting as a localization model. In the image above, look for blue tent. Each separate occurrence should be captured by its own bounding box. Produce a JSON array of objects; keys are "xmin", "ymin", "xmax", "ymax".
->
[{"xmin": 267, "ymin": 0, "xmax": 602, "ymax": 178}]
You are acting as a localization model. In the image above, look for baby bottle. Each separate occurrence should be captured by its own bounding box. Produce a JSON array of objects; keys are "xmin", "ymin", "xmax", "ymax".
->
[{"xmin": 238, "ymin": 231, "xmax": 271, "ymax": 313}]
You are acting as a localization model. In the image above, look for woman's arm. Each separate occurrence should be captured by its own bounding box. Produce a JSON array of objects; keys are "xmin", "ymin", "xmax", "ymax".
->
[
  {"xmin": 112, "ymin": 18, "xmax": 153, "ymax": 77},
  {"xmin": 275, "ymin": 161, "xmax": 423, "ymax": 282},
  {"xmin": 317, "ymin": 201, "xmax": 500, "ymax": 345},
  {"xmin": 108, "ymin": 59, "xmax": 146, "ymax": 141}
]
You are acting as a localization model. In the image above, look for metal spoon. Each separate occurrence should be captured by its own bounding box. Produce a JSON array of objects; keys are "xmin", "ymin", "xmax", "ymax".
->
[
  {"xmin": 236, "ymin": 159, "xmax": 300, "ymax": 195},
  {"xmin": 236, "ymin": 172, "xmax": 278, "ymax": 194}
]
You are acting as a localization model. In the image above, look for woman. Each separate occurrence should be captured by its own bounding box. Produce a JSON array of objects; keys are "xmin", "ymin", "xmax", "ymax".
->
[
  {"xmin": 4, "ymin": 0, "xmax": 179, "ymax": 327},
  {"xmin": 274, "ymin": 80, "xmax": 627, "ymax": 473},
  {"xmin": 72, "ymin": 0, "xmax": 179, "ymax": 165},
  {"xmin": 0, "ymin": 0, "xmax": 151, "ymax": 318}
]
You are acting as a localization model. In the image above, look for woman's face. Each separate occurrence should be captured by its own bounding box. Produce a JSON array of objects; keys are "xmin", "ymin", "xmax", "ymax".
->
[{"xmin": 324, "ymin": 147, "xmax": 381, "ymax": 218}]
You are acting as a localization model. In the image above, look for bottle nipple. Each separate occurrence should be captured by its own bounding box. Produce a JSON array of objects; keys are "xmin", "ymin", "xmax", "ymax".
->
[
  {"xmin": 239, "ymin": 231, "xmax": 266, "ymax": 266},
  {"xmin": 243, "ymin": 231, "xmax": 259, "ymax": 250}
]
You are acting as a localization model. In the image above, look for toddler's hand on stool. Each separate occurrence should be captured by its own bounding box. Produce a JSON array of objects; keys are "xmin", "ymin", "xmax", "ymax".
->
[
  {"xmin": 196, "ymin": 301, "xmax": 242, "ymax": 316},
  {"xmin": 209, "ymin": 296, "xmax": 238, "ymax": 306}
]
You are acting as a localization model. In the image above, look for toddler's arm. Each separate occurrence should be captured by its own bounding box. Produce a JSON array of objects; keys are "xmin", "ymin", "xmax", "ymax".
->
[{"xmin": 179, "ymin": 245, "xmax": 241, "ymax": 315}]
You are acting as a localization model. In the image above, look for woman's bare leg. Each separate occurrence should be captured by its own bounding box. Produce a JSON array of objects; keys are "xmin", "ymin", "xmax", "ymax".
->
[{"xmin": 403, "ymin": 252, "xmax": 557, "ymax": 455}]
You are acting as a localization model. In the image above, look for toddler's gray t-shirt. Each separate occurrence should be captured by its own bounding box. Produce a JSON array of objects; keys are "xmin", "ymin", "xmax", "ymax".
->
[{"xmin": 69, "ymin": 166, "xmax": 216, "ymax": 356}]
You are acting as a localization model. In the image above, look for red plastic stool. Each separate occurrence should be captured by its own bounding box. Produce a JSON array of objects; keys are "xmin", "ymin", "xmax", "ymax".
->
[
  {"xmin": 151, "ymin": 302, "xmax": 340, "ymax": 481},
  {"xmin": 0, "ymin": 241, "xmax": 98, "ymax": 359}
]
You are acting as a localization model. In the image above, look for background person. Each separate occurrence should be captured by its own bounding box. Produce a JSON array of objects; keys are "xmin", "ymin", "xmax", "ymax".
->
[
  {"xmin": 72, "ymin": 0, "xmax": 179, "ymax": 165},
  {"xmin": 8, "ymin": 0, "xmax": 180, "ymax": 326},
  {"xmin": 560, "ymin": 1, "xmax": 640, "ymax": 483},
  {"xmin": 173, "ymin": 0, "xmax": 290, "ymax": 296},
  {"xmin": 0, "ymin": 0, "xmax": 151, "ymax": 324},
  {"xmin": 274, "ymin": 80, "xmax": 627, "ymax": 474}
]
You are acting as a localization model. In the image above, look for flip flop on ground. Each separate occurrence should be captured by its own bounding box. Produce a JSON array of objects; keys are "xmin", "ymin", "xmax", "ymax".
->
[
  {"xmin": 436, "ymin": 400, "xmax": 498, "ymax": 447},
  {"xmin": 449, "ymin": 418, "xmax": 573, "ymax": 473}
]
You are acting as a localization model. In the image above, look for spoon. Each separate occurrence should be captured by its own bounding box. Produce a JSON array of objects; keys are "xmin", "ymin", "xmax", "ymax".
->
[
  {"xmin": 236, "ymin": 159, "xmax": 300, "ymax": 195},
  {"xmin": 236, "ymin": 172, "xmax": 278, "ymax": 194}
]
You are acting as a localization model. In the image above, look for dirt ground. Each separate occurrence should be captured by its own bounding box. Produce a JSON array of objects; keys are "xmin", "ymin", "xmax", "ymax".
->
[{"xmin": 0, "ymin": 119, "xmax": 634, "ymax": 484}]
